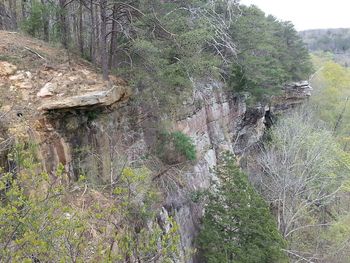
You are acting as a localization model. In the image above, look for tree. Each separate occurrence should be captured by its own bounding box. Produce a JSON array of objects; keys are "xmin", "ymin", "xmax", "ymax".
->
[
  {"xmin": 8, "ymin": 0, "xmax": 17, "ymax": 29},
  {"xmin": 310, "ymin": 58, "xmax": 350, "ymax": 148},
  {"xmin": 228, "ymin": 5, "xmax": 312, "ymax": 102},
  {"xmin": 99, "ymin": 0, "xmax": 108, "ymax": 80},
  {"xmin": 322, "ymin": 209, "xmax": 350, "ymax": 263},
  {"xmin": 21, "ymin": 1, "xmax": 50, "ymax": 38},
  {"xmin": 256, "ymin": 109, "xmax": 350, "ymax": 261},
  {"xmin": 58, "ymin": 0, "xmax": 69, "ymax": 48},
  {"xmin": 198, "ymin": 152, "xmax": 287, "ymax": 263}
]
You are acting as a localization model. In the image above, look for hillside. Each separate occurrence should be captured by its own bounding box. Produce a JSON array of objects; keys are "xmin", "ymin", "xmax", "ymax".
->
[{"xmin": 300, "ymin": 28, "xmax": 350, "ymax": 65}]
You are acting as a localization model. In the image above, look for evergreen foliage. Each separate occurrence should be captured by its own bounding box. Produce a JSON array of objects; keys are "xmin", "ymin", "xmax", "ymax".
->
[
  {"xmin": 171, "ymin": 131, "xmax": 197, "ymax": 161},
  {"xmin": 228, "ymin": 5, "xmax": 312, "ymax": 101},
  {"xmin": 21, "ymin": 2, "xmax": 47, "ymax": 37},
  {"xmin": 198, "ymin": 153, "xmax": 287, "ymax": 263},
  {"xmin": 120, "ymin": 0, "xmax": 224, "ymax": 110},
  {"xmin": 157, "ymin": 130, "xmax": 196, "ymax": 163}
]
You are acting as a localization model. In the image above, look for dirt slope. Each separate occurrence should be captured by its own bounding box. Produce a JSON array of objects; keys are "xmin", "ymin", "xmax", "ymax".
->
[{"xmin": 0, "ymin": 31, "xmax": 129, "ymax": 142}]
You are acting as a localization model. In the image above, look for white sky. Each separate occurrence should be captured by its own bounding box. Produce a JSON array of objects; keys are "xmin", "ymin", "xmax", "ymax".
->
[{"xmin": 239, "ymin": 0, "xmax": 350, "ymax": 31}]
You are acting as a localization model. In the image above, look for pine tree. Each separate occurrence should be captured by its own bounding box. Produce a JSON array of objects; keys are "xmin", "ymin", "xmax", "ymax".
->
[
  {"xmin": 228, "ymin": 5, "xmax": 312, "ymax": 101},
  {"xmin": 198, "ymin": 153, "xmax": 287, "ymax": 263}
]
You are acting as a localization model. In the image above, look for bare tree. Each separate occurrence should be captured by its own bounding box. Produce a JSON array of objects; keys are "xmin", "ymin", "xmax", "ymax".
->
[
  {"xmin": 41, "ymin": 0, "xmax": 49, "ymax": 41},
  {"xmin": 0, "ymin": 0, "xmax": 13, "ymax": 30},
  {"xmin": 255, "ymin": 109, "xmax": 349, "ymax": 261},
  {"xmin": 88, "ymin": 0, "xmax": 96, "ymax": 63},
  {"xmin": 108, "ymin": 3, "xmax": 117, "ymax": 69}
]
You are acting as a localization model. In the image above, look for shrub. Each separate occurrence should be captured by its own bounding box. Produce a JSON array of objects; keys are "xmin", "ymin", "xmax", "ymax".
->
[
  {"xmin": 157, "ymin": 131, "xmax": 196, "ymax": 164},
  {"xmin": 171, "ymin": 131, "xmax": 196, "ymax": 161}
]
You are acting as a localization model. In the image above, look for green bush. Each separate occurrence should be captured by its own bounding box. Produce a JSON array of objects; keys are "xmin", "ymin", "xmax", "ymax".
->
[
  {"xmin": 171, "ymin": 131, "xmax": 196, "ymax": 161},
  {"xmin": 21, "ymin": 2, "xmax": 48, "ymax": 37},
  {"xmin": 157, "ymin": 131, "xmax": 197, "ymax": 163}
]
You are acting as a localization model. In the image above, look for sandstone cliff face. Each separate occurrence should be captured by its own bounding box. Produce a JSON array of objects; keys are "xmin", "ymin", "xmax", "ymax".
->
[
  {"xmin": 33, "ymin": 82, "xmax": 247, "ymax": 262},
  {"xmin": 0, "ymin": 51, "xmax": 312, "ymax": 262},
  {"xmin": 34, "ymin": 82, "xmax": 310, "ymax": 262}
]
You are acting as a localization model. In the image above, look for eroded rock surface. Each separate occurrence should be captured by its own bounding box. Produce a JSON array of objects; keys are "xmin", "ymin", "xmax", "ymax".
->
[
  {"xmin": 38, "ymin": 85, "xmax": 130, "ymax": 111},
  {"xmin": 272, "ymin": 80, "xmax": 313, "ymax": 111}
]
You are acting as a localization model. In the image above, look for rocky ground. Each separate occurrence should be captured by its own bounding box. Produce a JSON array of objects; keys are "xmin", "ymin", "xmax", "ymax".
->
[{"xmin": 0, "ymin": 31, "xmax": 130, "ymax": 142}]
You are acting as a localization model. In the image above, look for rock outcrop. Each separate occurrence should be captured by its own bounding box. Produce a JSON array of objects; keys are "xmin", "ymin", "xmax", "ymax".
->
[
  {"xmin": 272, "ymin": 80, "xmax": 312, "ymax": 112},
  {"xmin": 32, "ymin": 80, "xmax": 311, "ymax": 262},
  {"xmin": 38, "ymin": 85, "xmax": 130, "ymax": 111}
]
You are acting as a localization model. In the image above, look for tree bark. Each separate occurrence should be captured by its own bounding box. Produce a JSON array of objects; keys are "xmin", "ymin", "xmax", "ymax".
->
[
  {"xmin": 78, "ymin": 0, "xmax": 84, "ymax": 55},
  {"xmin": 41, "ymin": 0, "xmax": 49, "ymax": 41},
  {"xmin": 94, "ymin": 3, "xmax": 100, "ymax": 62},
  {"xmin": 8, "ymin": 0, "xmax": 17, "ymax": 29},
  {"xmin": 0, "ymin": 0, "xmax": 4, "ymax": 30},
  {"xmin": 100, "ymin": 0, "xmax": 109, "ymax": 80},
  {"xmin": 108, "ymin": 3, "xmax": 117, "ymax": 69},
  {"xmin": 59, "ymin": 0, "xmax": 69, "ymax": 48},
  {"xmin": 21, "ymin": 0, "xmax": 26, "ymax": 20},
  {"xmin": 89, "ymin": 0, "xmax": 95, "ymax": 63}
]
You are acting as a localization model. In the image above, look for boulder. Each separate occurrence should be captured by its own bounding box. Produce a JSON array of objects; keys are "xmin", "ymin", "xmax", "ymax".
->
[{"xmin": 37, "ymin": 82, "xmax": 56, "ymax": 98}]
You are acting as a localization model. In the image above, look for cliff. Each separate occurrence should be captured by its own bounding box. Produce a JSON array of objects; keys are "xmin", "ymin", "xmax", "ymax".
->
[{"xmin": 0, "ymin": 31, "xmax": 312, "ymax": 262}]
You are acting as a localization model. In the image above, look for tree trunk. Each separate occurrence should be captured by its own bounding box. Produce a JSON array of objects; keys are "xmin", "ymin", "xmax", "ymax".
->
[
  {"xmin": 100, "ymin": 0, "xmax": 109, "ymax": 80},
  {"xmin": 0, "ymin": 0, "xmax": 4, "ymax": 30},
  {"xmin": 108, "ymin": 3, "xmax": 117, "ymax": 69},
  {"xmin": 21, "ymin": 0, "xmax": 26, "ymax": 20},
  {"xmin": 78, "ymin": 0, "xmax": 84, "ymax": 55},
  {"xmin": 90, "ymin": 0, "xmax": 95, "ymax": 63},
  {"xmin": 59, "ymin": 0, "xmax": 68, "ymax": 48},
  {"xmin": 41, "ymin": 0, "xmax": 49, "ymax": 41},
  {"xmin": 72, "ymin": 12, "xmax": 77, "ymax": 45},
  {"xmin": 8, "ymin": 0, "xmax": 17, "ymax": 29},
  {"xmin": 94, "ymin": 3, "xmax": 100, "ymax": 62}
]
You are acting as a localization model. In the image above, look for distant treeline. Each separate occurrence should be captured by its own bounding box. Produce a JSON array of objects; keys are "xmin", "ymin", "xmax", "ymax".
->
[{"xmin": 300, "ymin": 28, "xmax": 350, "ymax": 66}]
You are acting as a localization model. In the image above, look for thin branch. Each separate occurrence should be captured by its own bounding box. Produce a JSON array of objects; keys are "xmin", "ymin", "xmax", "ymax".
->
[
  {"xmin": 24, "ymin": 46, "xmax": 46, "ymax": 60},
  {"xmin": 285, "ymin": 223, "xmax": 333, "ymax": 238}
]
